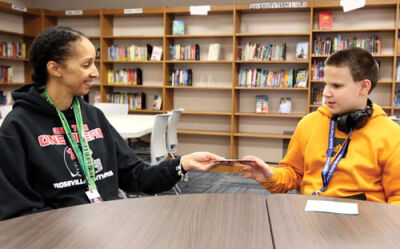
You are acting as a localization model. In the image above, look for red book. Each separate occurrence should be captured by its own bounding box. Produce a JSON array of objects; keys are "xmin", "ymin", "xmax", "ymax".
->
[{"xmin": 319, "ymin": 11, "xmax": 333, "ymax": 30}]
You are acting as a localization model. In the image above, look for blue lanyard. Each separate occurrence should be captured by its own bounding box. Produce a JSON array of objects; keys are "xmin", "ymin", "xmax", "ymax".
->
[{"xmin": 320, "ymin": 118, "xmax": 352, "ymax": 192}]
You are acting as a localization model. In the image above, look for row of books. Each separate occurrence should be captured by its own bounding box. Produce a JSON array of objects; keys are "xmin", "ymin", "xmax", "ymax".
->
[
  {"xmin": 106, "ymin": 92, "xmax": 146, "ymax": 110},
  {"xmin": 311, "ymin": 88, "xmax": 324, "ymax": 105},
  {"xmin": 0, "ymin": 42, "xmax": 26, "ymax": 58},
  {"xmin": 107, "ymin": 68, "xmax": 142, "ymax": 85},
  {"xmin": 0, "ymin": 90, "xmax": 12, "ymax": 106},
  {"xmin": 0, "ymin": 65, "xmax": 13, "ymax": 82},
  {"xmin": 107, "ymin": 44, "xmax": 163, "ymax": 61},
  {"xmin": 313, "ymin": 35, "xmax": 381, "ymax": 55},
  {"xmin": 170, "ymin": 44, "xmax": 200, "ymax": 61},
  {"xmin": 255, "ymin": 95, "xmax": 292, "ymax": 114},
  {"xmin": 239, "ymin": 43, "xmax": 287, "ymax": 61},
  {"xmin": 170, "ymin": 69, "xmax": 193, "ymax": 86},
  {"xmin": 311, "ymin": 60, "xmax": 324, "ymax": 80},
  {"xmin": 238, "ymin": 69, "xmax": 308, "ymax": 88}
]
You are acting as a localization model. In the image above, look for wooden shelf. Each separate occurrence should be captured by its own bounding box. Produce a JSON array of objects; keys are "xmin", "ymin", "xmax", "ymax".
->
[
  {"xmin": 312, "ymin": 54, "xmax": 394, "ymax": 58},
  {"xmin": 235, "ymin": 60, "xmax": 308, "ymax": 64},
  {"xmin": 236, "ymin": 33, "xmax": 309, "ymax": 37},
  {"xmin": 0, "ymin": 29, "xmax": 34, "ymax": 38},
  {"xmin": 233, "ymin": 132, "xmax": 292, "ymax": 139},
  {"xmin": 312, "ymin": 28, "xmax": 396, "ymax": 33},
  {"xmin": 103, "ymin": 35, "xmax": 163, "ymax": 39},
  {"xmin": 235, "ymin": 112, "xmax": 305, "ymax": 118},
  {"xmin": 102, "ymin": 60, "xmax": 162, "ymax": 64},
  {"xmin": 0, "ymin": 82, "xmax": 26, "ymax": 86},
  {"xmin": 166, "ymin": 86, "xmax": 231, "ymax": 90},
  {"xmin": 166, "ymin": 34, "xmax": 233, "ymax": 38},
  {"xmin": 182, "ymin": 111, "xmax": 231, "ymax": 116},
  {"xmin": 128, "ymin": 109, "xmax": 163, "ymax": 114},
  {"xmin": 104, "ymin": 84, "xmax": 163, "ymax": 88},
  {"xmin": 178, "ymin": 129, "xmax": 231, "ymax": 136},
  {"xmin": 235, "ymin": 87, "xmax": 308, "ymax": 91},
  {"xmin": 0, "ymin": 56, "xmax": 28, "ymax": 62},
  {"xmin": 166, "ymin": 60, "xmax": 232, "ymax": 64}
]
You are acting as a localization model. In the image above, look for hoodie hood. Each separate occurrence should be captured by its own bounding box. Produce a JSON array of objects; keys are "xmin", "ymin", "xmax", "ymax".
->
[
  {"xmin": 317, "ymin": 102, "xmax": 387, "ymax": 121},
  {"xmin": 12, "ymin": 83, "xmax": 76, "ymax": 119}
]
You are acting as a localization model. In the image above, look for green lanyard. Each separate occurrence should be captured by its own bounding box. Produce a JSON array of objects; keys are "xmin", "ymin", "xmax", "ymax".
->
[{"xmin": 42, "ymin": 89, "xmax": 97, "ymax": 191}]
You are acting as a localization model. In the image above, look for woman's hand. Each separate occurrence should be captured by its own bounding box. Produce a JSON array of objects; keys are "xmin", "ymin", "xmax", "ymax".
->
[{"xmin": 181, "ymin": 152, "xmax": 224, "ymax": 171}]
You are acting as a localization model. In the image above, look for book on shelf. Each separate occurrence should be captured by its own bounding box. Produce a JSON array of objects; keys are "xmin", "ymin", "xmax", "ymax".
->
[
  {"xmin": 311, "ymin": 88, "xmax": 324, "ymax": 105},
  {"xmin": 150, "ymin": 46, "xmax": 163, "ymax": 61},
  {"xmin": 170, "ymin": 69, "xmax": 193, "ymax": 86},
  {"xmin": 240, "ymin": 43, "xmax": 286, "ymax": 61},
  {"xmin": 395, "ymin": 86, "xmax": 400, "ymax": 107},
  {"xmin": 172, "ymin": 20, "xmax": 185, "ymax": 35},
  {"xmin": 0, "ymin": 65, "xmax": 13, "ymax": 83},
  {"xmin": 295, "ymin": 69, "xmax": 308, "ymax": 88},
  {"xmin": 107, "ymin": 68, "xmax": 142, "ymax": 85},
  {"xmin": 0, "ymin": 90, "xmax": 12, "ymax": 106},
  {"xmin": 318, "ymin": 11, "xmax": 333, "ymax": 30},
  {"xmin": 152, "ymin": 95, "xmax": 162, "ymax": 110},
  {"xmin": 296, "ymin": 42, "xmax": 308, "ymax": 60},
  {"xmin": 279, "ymin": 98, "xmax": 292, "ymax": 114},
  {"xmin": 255, "ymin": 95, "xmax": 269, "ymax": 114},
  {"xmin": 208, "ymin": 43, "xmax": 221, "ymax": 61},
  {"xmin": 106, "ymin": 92, "xmax": 146, "ymax": 110},
  {"xmin": 170, "ymin": 44, "xmax": 200, "ymax": 60}
]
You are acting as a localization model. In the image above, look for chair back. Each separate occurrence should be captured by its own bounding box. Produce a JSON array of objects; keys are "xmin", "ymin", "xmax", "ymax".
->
[
  {"xmin": 150, "ymin": 113, "xmax": 171, "ymax": 165},
  {"xmin": 94, "ymin": 103, "xmax": 129, "ymax": 115},
  {"xmin": 167, "ymin": 108, "xmax": 184, "ymax": 154},
  {"xmin": 0, "ymin": 105, "xmax": 12, "ymax": 119}
]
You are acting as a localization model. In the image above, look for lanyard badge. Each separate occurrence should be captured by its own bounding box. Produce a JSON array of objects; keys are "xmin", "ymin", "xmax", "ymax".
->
[
  {"xmin": 42, "ymin": 89, "xmax": 102, "ymax": 203},
  {"xmin": 315, "ymin": 118, "xmax": 352, "ymax": 195}
]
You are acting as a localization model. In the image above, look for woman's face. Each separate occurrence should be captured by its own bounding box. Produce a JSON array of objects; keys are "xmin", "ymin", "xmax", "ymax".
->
[{"xmin": 57, "ymin": 36, "xmax": 98, "ymax": 96}]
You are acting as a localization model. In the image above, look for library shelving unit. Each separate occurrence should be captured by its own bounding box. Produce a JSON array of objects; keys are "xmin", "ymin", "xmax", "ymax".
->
[
  {"xmin": 2, "ymin": 0, "xmax": 400, "ymax": 169},
  {"xmin": 100, "ymin": 7, "xmax": 165, "ymax": 114},
  {"xmin": 0, "ymin": 2, "xmax": 42, "ymax": 106},
  {"xmin": 311, "ymin": 0, "xmax": 399, "ymax": 116}
]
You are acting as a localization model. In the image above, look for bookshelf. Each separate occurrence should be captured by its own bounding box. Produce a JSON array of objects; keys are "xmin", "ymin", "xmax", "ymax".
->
[
  {"xmin": 2, "ymin": 0, "xmax": 400, "ymax": 170},
  {"xmin": 0, "ymin": 2, "xmax": 41, "ymax": 106}
]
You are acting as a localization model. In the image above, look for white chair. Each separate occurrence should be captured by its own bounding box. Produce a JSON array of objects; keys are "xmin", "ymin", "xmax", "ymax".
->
[
  {"xmin": 167, "ymin": 108, "xmax": 184, "ymax": 158},
  {"xmin": 150, "ymin": 113, "xmax": 171, "ymax": 165},
  {"xmin": 93, "ymin": 103, "xmax": 128, "ymax": 115},
  {"xmin": 0, "ymin": 105, "xmax": 12, "ymax": 119}
]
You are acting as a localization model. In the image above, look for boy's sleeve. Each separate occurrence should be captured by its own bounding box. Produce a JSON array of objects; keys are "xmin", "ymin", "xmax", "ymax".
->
[
  {"xmin": 258, "ymin": 126, "xmax": 304, "ymax": 193},
  {"xmin": 382, "ymin": 141, "xmax": 400, "ymax": 205}
]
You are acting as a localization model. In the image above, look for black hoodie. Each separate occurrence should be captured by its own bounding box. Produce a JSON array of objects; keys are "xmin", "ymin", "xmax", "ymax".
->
[{"xmin": 0, "ymin": 83, "xmax": 181, "ymax": 220}]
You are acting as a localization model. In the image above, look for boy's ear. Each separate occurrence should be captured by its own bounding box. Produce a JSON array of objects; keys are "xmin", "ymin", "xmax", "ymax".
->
[
  {"xmin": 359, "ymin": 79, "xmax": 371, "ymax": 96},
  {"xmin": 47, "ymin": 61, "xmax": 62, "ymax": 78}
]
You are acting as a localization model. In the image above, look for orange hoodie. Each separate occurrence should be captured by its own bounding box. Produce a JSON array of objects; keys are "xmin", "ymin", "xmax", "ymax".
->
[{"xmin": 259, "ymin": 104, "xmax": 400, "ymax": 205}]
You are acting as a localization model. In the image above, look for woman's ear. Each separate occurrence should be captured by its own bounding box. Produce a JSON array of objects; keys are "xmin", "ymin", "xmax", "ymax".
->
[
  {"xmin": 359, "ymin": 79, "xmax": 371, "ymax": 96},
  {"xmin": 47, "ymin": 61, "xmax": 62, "ymax": 78}
]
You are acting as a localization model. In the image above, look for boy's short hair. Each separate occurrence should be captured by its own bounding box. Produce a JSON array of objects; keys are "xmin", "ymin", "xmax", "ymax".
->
[{"xmin": 325, "ymin": 47, "xmax": 379, "ymax": 93}]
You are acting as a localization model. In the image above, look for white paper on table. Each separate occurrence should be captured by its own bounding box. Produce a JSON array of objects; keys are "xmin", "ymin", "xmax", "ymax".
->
[{"xmin": 305, "ymin": 200, "xmax": 358, "ymax": 215}]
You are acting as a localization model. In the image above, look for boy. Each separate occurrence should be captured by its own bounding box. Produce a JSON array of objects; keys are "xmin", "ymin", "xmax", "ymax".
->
[{"xmin": 241, "ymin": 47, "xmax": 400, "ymax": 204}]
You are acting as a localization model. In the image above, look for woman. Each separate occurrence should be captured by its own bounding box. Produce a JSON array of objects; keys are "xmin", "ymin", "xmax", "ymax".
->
[{"xmin": 0, "ymin": 26, "xmax": 222, "ymax": 220}]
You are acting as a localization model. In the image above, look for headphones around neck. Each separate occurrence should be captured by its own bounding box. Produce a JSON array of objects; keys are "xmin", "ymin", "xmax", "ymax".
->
[{"xmin": 335, "ymin": 99, "xmax": 373, "ymax": 133}]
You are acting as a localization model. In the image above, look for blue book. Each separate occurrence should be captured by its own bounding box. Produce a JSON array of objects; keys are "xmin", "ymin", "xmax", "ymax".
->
[{"xmin": 172, "ymin": 20, "xmax": 185, "ymax": 35}]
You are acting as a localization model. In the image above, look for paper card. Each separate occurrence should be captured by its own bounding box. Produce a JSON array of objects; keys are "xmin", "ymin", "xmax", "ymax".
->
[
  {"xmin": 124, "ymin": 8, "xmax": 143, "ymax": 14},
  {"xmin": 11, "ymin": 4, "xmax": 27, "ymax": 12},
  {"xmin": 340, "ymin": 0, "xmax": 365, "ymax": 12},
  {"xmin": 305, "ymin": 200, "xmax": 358, "ymax": 215},
  {"xmin": 65, "ymin": 10, "xmax": 83, "ymax": 15},
  {"xmin": 190, "ymin": 5, "xmax": 210, "ymax": 15}
]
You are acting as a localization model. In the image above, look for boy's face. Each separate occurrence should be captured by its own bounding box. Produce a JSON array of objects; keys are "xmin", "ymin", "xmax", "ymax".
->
[{"xmin": 323, "ymin": 65, "xmax": 368, "ymax": 115}]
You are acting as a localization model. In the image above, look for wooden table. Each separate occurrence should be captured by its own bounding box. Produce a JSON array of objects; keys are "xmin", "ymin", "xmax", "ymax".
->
[
  {"xmin": 267, "ymin": 194, "xmax": 400, "ymax": 249},
  {"xmin": 0, "ymin": 194, "xmax": 273, "ymax": 249}
]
